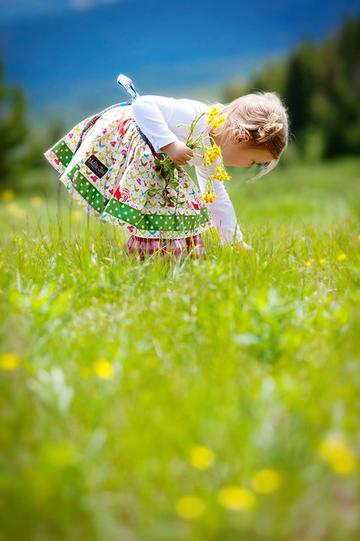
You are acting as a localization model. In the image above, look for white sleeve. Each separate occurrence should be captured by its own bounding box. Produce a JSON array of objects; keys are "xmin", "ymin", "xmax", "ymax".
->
[
  {"xmin": 195, "ymin": 164, "xmax": 244, "ymax": 244},
  {"xmin": 131, "ymin": 95, "xmax": 179, "ymax": 153}
]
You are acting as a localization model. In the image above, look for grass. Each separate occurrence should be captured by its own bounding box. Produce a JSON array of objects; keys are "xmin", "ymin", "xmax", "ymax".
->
[{"xmin": 0, "ymin": 156, "xmax": 359, "ymax": 540}]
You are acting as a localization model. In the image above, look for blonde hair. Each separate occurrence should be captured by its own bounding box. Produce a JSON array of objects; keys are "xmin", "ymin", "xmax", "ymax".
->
[{"xmin": 211, "ymin": 91, "xmax": 289, "ymax": 181}]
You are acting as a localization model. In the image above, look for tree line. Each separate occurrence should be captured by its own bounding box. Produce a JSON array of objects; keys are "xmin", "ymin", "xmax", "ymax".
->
[{"xmin": 222, "ymin": 15, "xmax": 359, "ymax": 161}]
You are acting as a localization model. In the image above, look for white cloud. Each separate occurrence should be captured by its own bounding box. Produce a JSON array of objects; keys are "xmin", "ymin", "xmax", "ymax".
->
[
  {"xmin": 0, "ymin": 0, "xmax": 123, "ymax": 24},
  {"xmin": 69, "ymin": 0, "xmax": 121, "ymax": 11}
]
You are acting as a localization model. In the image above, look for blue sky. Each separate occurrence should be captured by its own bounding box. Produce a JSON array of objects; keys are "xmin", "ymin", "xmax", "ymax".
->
[
  {"xmin": 1, "ymin": 0, "xmax": 359, "ymax": 126},
  {"xmin": 0, "ymin": 0, "xmax": 123, "ymax": 23}
]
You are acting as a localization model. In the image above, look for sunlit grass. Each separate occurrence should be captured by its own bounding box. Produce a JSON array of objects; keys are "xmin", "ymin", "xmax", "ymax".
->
[{"xmin": 0, "ymin": 157, "xmax": 359, "ymax": 540}]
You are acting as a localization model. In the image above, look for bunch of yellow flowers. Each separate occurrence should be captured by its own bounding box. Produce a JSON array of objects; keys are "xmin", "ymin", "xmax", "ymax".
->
[
  {"xmin": 209, "ymin": 165, "xmax": 232, "ymax": 181},
  {"xmin": 207, "ymin": 105, "xmax": 226, "ymax": 130},
  {"xmin": 202, "ymin": 143, "xmax": 222, "ymax": 166},
  {"xmin": 202, "ymin": 192, "xmax": 216, "ymax": 204},
  {"xmin": 202, "ymin": 180, "xmax": 217, "ymax": 204}
]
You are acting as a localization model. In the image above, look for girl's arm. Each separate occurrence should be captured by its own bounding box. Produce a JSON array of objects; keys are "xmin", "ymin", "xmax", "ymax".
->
[
  {"xmin": 131, "ymin": 95, "xmax": 179, "ymax": 152},
  {"xmin": 195, "ymin": 164, "xmax": 244, "ymax": 245}
]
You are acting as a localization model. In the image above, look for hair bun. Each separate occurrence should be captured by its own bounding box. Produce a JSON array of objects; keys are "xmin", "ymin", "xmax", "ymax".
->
[{"xmin": 258, "ymin": 112, "xmax": 283, "ymax": 142}]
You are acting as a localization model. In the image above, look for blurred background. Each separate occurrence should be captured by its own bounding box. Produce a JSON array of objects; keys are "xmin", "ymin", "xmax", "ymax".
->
[{"xmin": 0, "ymin": 0, "xmax": 359, "ymax": 195}]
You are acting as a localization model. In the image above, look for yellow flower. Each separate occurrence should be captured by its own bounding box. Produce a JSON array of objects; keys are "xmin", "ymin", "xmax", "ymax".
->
[
  {"xmin": 175, "ymin": 496, "xmax": 205, "ymax": 520},
  {"xmin": 251, "ymin": 469, "xmax": 282, "ymax": 494},
  {"xmin": 207, "ymin": 106, "xmax": 225, "ymax": 130},
  {"xmin": 202, "ymin": 144, "xmax": 222, "ymax": 166},
  {"xmin": 357, "ymin": 234, "xmax": 360, "ymax": 242},
  {"xmin": 337, "ymin": 253, "xmax": 347, "ymax": 262},
  {"xmin": 7, "ymin": 203, "xmax": 26, "ymax": 218},
  {"xmin": 217, "ymin": 485, "xmax": 256, "ymax": 511},
  {"xmin": 31, "ymin": 196, "xmax": 43, "ymax": 207},
  {"xmin": 319, "ymin": 258, "xmax": 326, "ymax": 265},
  {"xmin": 72, "ymin": 210, "xmax": 83, "ymax": 222},
  {"xmin": 94, "ymin": 359, "xmax": 114, "ymax": 380},
  {"xmin": 305, "ymin": 260, "xmax": 312, "ymax": 268},
  {"xmin": 202, "ymin": 192, "xmax": 216, "ymax": 204},
  {"xmin": 208, "ymin": 105, "xmax": 221, "ymax": 117},
  {"xmin": 188, "ymin": 445, "xmax": 215, "ymax": 470},
  {"xmin": 1, "ymin": 188, "xmax": 16, "ymax": 201},
  {"xmin": 209, "ymin": 166, "xmax": 232, "ymax": 181},
  {"xmin": 0, "ymin": 352, "xmax": 20, "ymax": 371},
  {"xmin": 318, "ymin": 435, "xmax": 358, "ymax": 475}
]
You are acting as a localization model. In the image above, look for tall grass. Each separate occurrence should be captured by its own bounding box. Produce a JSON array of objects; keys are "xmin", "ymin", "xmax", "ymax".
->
[{"xmin": 0, "ymin": 157, "xmax": 359, "ymax": 540}]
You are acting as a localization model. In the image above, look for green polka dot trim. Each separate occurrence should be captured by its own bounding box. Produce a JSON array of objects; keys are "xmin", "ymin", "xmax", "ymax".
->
[
  {"xmin": 106, "ymin": 198, "xmax": 209, "ymax": 231},
  {"xmin": 69, "ymin": 169, "xmax": 210, "ymax": 232},
  {"xmin": 73, "ymin": 170, "xmax": 108, "ymax": 213},
  {"xmin": 52, "ymin": 139, "xmax": 74, "ymax": 168}
]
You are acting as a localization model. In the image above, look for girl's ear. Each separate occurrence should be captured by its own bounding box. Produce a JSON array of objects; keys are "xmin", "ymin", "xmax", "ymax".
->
[{"xmin": 236, "ymin": 130, "xmax": 251, "ymax": 143}]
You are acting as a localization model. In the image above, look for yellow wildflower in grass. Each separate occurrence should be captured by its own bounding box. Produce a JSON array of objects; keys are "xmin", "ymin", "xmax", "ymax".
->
[
  {"xmin": 318, "ymin": 435, "xmax": 358, "ymax": 475},
  {"xmin": 217, "ymin": 485, "xmax": 256, "ymax": 511},
  {"xmin": 319, "ymin": 258, "xmax": 326, "ymax": 265},
  {"xmin": 202, "ymin": 144, "xmax": 222, "ymax": 166},
  {"xmin": 188, "ymin": 445, "xmax": 215, "ymax": 470},
  {"xmin": 175, "ymin": 496, "xmax": 205, "ymax": 520},
  {"xmin": 251, "ymin": 469, "xmax": 282, "ymax": 494},
  {"xmin": 209, "ymin": 166, "xmax": 232, "ymax": 181},
  {"xmin": 7, "ymin": 203, "xmax": 26, "ymax": 219},
  {"xmin": 357, "ymin": 234, "xmax": 360, "ymax": 242},
  {"xmin": 94, "ymin": 359, "xmax": 114, "ymax": 380},
  {"xmin": 337, "ymin": 253, "xmax": 347, "ymax": 262},
  {"xmin": 305, "ymin": 260, "xmax": 312, "ymax": 268},
  {"xmin": 0, "ymin": 352, "xmax": 20, "ymax": 371},
  {"xmin": 31, "ymin": 196, "xmax": 43, "ymax": 207},
  {"xmin": 72, "ymin": 210, "xmax": 83, "ymax": 222},
  {"xmin": 1, "ymin": 188, "xmax": 16, "ymax": 201}
]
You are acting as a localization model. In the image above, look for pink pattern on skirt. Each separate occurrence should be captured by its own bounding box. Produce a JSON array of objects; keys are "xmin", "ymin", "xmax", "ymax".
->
[{"xmin": 126, "ymin": 234, "xmax": 206, "ymax": 259}]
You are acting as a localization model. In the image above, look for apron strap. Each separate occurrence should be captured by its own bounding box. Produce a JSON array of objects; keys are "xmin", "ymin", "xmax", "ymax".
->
[
  {"xmin": 117, "ymin": 73, "xmax": 140, "ymax": 103},
  {"xmin": 117, "ymin": 73, "xmax": 164, "ymax": 160},
  {"xmin": 74, "ymin": 73, "xmax": 163, "ymax": 160}
]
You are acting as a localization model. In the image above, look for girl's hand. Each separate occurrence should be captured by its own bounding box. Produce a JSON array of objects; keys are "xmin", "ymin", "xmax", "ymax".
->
[
  {"xmin": 236, "ymin": 241, "xmax": 253, "ymax": 252},
  {"xmin": 160, "ymin": 140, "xmax": 195, "ymax": 165}
]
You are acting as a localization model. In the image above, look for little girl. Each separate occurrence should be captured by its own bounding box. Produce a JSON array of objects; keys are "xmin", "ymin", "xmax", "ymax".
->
[{"xmin": 43, "ymin": 73, "xmax": 289, "ymax": 259}]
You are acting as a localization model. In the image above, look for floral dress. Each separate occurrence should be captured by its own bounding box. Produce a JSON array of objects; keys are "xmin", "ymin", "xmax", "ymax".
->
[{"xmin": 43, "ymin": 76, "xmax": 213, "ymax": 258}]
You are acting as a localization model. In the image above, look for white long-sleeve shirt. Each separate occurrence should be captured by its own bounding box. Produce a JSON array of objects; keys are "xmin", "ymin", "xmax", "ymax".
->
[{"xmin": 131, "ymin": 94, "xmax": 243, "ymax": 244}]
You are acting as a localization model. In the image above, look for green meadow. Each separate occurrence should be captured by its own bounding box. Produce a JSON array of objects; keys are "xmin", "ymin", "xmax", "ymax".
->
[{"xmin": 0, "ymin": 157, "xmax": 359, "ymax": 540}]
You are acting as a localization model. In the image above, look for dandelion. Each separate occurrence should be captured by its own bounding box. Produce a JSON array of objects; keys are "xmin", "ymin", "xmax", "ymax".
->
[
  {"xmin": 1, "ymin": 188, "xmax": 16, "ymax": 201},
  {"xmin": 175, "ymin": 496, "xmax": 205, "ymax": 520},
  {"xmin": 188, "ymin": 445, "xmax": 215, "ymax": 470},
  {"xmin": 94, "ymin": 359, "xmax": 114, "ymax": 380},
  {"xmin": 318, "ymin": 434, "xmax": 358, "ymax": 475},
  {"xmin": 217, "ymin": 485, "xmax": 256, "ymax": 511},
  {"xmin": 0, "ymin": 352, "xmax": 20, "ymax": 371},
  {"xmin": 251, "ymin": 469, "xmax": 282, "ymax": 494},
  {"xmin": 209, "ymin": 165, "xmax": 232, "ymax": 181},
  {"xmin": 305, "ymin": 260, "xmax": 312, "ymax": 268},
  {"xmin": 31, "ymin": 196, "xmax": 43, "ymax": 207},
  {"xmin": 337, "ymin": 253, "xmax": 347, "ymax": 262}
]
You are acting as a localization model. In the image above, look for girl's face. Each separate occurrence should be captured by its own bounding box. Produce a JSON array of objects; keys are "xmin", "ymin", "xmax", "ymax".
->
[{"xmin": 220, "ymin": 140, "xmax": 274, "ymax": 168}]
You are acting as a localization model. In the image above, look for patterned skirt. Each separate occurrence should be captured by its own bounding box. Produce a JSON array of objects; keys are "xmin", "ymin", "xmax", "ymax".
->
[
  {"xmin": 127, "ymin": 233, "xmax": 206, "ymax": 260},
  {"xmin": 43, "ymin": 102, "xmax": 213, "ymax": 258}
]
